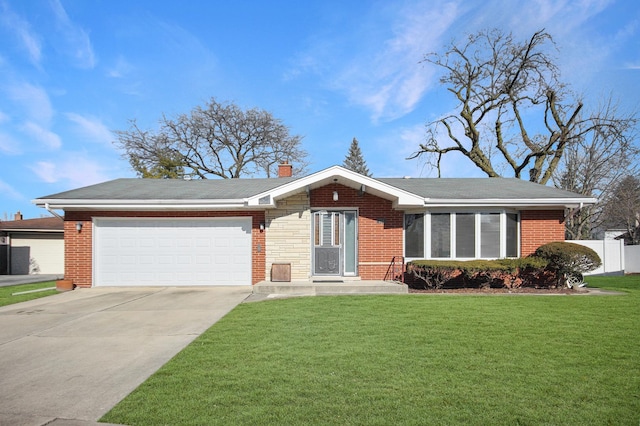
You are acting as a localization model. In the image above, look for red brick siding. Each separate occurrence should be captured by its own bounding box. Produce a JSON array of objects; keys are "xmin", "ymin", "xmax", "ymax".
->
[
  {"xmin": 64, "ymin": 210, "xmax": 265, "ymax": 288},
  {"xmin": 310, "ymin": 184, "xmax": 403, "ymax": 280},
  {"xmin": 520, "ymin": 210, "xmax": 565, "ymax": 256},
  {"xmin": 64, "ymin": 219, "xmax": 92, "ymax": 288}
]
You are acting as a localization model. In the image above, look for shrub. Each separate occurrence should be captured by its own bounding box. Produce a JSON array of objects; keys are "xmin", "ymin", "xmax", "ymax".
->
[
  {"xmin": 533, "ymin": 242, "xmax": 601, "ymax": 277},
  {"xmin": 407, "ymin": 258, "xmax": 551, "ymax": 289}
]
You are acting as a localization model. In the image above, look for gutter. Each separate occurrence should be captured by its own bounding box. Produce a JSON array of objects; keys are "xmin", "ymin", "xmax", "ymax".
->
[{"xmin": 44, "ymin": 203, "xmax": 64, "ymax": 220}]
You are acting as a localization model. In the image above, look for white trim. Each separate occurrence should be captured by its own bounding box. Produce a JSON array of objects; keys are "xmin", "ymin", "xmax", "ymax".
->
[
  {"xmin": 34, "ymin": 199, "xmax": 246, "ymax": 211},
  {"xmin": 247, "ymin": 166, "xmax": 425, "ymax": 208},
  {"xmin": 425, "ymin": 198, "xmax": 596, "ymax": 208},
  {"xmin": 404, "ymin": 210, "xmax": 521, "ymax": 261}
]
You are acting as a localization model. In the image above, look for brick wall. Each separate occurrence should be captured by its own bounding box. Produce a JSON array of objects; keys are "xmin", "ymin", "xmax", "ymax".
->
[
  {"xmin": 310, "ymin": 184, "xmax": 403, "ymax": 280},
  {"xmin": 63, "ymin": 210, "xmax": 265, "ymax": 288},
  {"xmin": 520, "ymin": 209, "xmax": 565, "ymax": 256},
  {"xmin": 63, "ymin": 219, "xmax": 92, "ymax": 287}
]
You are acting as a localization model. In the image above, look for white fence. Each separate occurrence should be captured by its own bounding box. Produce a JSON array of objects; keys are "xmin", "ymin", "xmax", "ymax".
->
[
  {"xmin": 567, "ymin": 239, "xmax": 640, "ymax": 276},
  {"xmin": 625, "ymin": 245, "xmax": 640, "ymax": 274}
]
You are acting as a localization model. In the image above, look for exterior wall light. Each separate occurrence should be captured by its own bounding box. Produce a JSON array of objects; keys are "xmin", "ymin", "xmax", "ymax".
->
[
  {"xmin": 76, "ymin": 221, "xmax": 83, "ymax": 232},
  {"xmin": 333, "ymin": 191, "xmax": 338, "ymax": 202},
  {"xmin": 259, "ymin": 222, "xmax": 265, "ymax": 231}
]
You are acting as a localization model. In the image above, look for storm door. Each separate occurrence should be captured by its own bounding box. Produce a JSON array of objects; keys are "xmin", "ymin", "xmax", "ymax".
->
[{"xmin": 312, "ymin": 211, "xmax": 357, "ymax": 276}]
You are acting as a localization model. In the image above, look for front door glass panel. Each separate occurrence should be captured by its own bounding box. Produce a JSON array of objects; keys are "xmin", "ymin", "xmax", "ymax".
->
[{"xmin": 313, "ymin": 211, "xmax": 357, "ymax": 276}]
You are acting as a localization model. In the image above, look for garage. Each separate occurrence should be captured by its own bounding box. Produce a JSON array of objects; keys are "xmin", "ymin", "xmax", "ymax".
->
[
  {"xmin": 9, "ymin": 234, "xmax": 64, "ymax": 275},
  {"xmin": 94, "ymin": 218, "xmax": 252, "ymax": 286}
]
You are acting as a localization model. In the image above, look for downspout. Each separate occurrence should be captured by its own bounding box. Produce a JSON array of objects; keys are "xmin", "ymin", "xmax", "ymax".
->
[{"xmin": 44, "ymin": 203, "xmax": 64, "ymax": 220}]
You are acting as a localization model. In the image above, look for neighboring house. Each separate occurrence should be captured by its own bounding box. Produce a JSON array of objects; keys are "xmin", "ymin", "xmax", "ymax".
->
[
  {"xmin": 0, "ymin": 212, "xmax": 64, "ymax": 275},
  {"xmin": 604, "ymin": 229, "xmax": 627, "ymax": 241},
  {"xmin": 32, "ymin": 165, "xmax": 596, "ymax": 288}
]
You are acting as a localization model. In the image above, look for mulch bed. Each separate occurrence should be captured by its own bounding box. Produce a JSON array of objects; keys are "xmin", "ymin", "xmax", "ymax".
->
[{"xmin": 408, "ymin": 287, "xmax": 577, "ymax": 294}]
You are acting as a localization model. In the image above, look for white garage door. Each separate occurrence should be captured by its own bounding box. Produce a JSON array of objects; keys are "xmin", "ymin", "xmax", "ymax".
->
[
  {"xmin": 10, "ymin": 234, "xmax": 64, "ymax": 275},
  {"xmin": 94, "ymin": 218, "xmax": 252, "ymax": 286}
]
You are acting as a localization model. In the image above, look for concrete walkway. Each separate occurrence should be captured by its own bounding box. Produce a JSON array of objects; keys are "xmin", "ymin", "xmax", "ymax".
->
[
  {"xmin": 252, "ymin": 280, "xmax": 408, "ymax": 295},
  {"xmin": 0, "ymin": 286, "xmax": 252, "ymax": 425}
]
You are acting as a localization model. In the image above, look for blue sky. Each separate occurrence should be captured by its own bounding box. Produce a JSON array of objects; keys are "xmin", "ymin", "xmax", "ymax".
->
[{"xmin": 0, "ymin": 0, "xmax": 638, "ymax": 219}]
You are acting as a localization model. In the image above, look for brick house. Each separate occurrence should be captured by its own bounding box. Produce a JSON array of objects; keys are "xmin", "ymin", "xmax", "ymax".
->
[
  {"xmin": 33, "ymin": 165, "xmax": 596, "ymax": 288},
  {"xmin": 0, "ymin": 212, "xmax": 64, "ymax": 275}
]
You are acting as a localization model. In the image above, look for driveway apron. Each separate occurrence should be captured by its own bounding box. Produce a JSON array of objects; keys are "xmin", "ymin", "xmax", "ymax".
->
[{"xmin": 0, "ymin": 286, "xmax": 251, "ymax": 425}]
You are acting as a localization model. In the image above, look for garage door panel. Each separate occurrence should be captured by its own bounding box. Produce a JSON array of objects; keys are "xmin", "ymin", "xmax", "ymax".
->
[{"xmin": 95, "ymin": 218, "xmax": 252, "ymax": 286}]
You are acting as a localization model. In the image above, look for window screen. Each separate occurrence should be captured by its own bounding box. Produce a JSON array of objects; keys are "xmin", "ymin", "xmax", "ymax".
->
[
  {"xmin": 455, "ymin": 213, "xmax": 475, "ymax": 257},
  {"xmin": 506, "ymin": 213, "xmax": 518, "ymax": 257},
  {"xmin": 404, "ymin": 214, "xmax": 424, "ymax": 257},
  {"xmin": 480, "ymin": 213, "xmax": 500, "ymax": 258},
  {"xmin": 431, "ymin": 213, "xmax": 451, "ymax": 258}
]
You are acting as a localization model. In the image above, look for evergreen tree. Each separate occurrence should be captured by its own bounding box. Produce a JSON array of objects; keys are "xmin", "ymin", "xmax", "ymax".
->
[{"xmin": 343, "ymin": 138, "xmax": 371, "ymax": 176}]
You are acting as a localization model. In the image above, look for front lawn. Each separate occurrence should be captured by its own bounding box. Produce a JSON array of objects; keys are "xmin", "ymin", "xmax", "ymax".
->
[
  {"xmin": 102, "ymin": 276, "xmax": 640, "ymax": 425},
  {"xmin": 0, "ymin": 281, "xmax": 58, "ymax": 307}
]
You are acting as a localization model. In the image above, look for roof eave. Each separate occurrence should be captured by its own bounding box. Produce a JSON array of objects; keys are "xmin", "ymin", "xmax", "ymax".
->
[
  {"xmin": 33, "ymin": 198, "xmax": 249, "ymax": 211},
  {"xmin": 424, "ymin": 197, "xmax": 598, "ymax": 208}
]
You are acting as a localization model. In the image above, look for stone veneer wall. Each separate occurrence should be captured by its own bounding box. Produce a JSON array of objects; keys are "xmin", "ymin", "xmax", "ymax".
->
[{"xmin": 265, "ymin": 193, "xmax": 311, "ymax": 281}]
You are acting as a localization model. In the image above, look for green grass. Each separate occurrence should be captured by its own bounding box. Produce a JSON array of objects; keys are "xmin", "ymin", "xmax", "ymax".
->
[
  {"xmin": 101, "ymin": 276, "xmax": 640, "ymax": 425},
  {"xmin": 0, "ymin": 281, "xmax": 58, "ymax": 307}
]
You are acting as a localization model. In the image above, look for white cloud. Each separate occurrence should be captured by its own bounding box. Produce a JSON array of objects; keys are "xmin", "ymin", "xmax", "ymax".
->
[
  {"xmin": 337, "ymin": 1, "xmax": 457, "ymax": 122},
  {"xmin": 0, "ymin": 132, "xmax": 21, "ymax": 154},
  {"xmin": 106, "ymin": 56, "xmax": 134, "ymax": 78},
  {"xmin": 65, "ymin": 113, "xmax": 113, "ymax": 146},
  {"xmin": 49, "ymin": 0, "xmax": 96, "ymax": 69},
  {"xmin": 21, "ymin": 121, "xmax": 62, "ymax": 149},
  {"xmin": 30, "ymin": 154, "xmax": 110, "ymax": 186},
  {"xmin": 506, "ymin": 0, "xmax": 612, "ymax": 37},
  {"xmin": 7, "ymin": 82, "xmax": 54, "ymax": 124},
  {"xmin": 290, "ymin": 0, "xmax": 460, "ymax": 123},
  {"xmin": 0, "ymin": 179, "xmax": 23, "ymax": 200},
  {"xmin": 0, "ymin": 1, "xmax": 42, "ymax": 65},
  {"xmin": 30, "ymin": 161, "xmax": 58, "ymax": 183},
  {"xmin": 370, "ymin": 123, "xmax": 432, "ymax": 178}
]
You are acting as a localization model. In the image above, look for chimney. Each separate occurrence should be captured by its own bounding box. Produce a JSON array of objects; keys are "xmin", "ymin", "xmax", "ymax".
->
[
  {"xmin": 278, "ymin": 161, "xmax": 293, "ymax": 178},
  {"xmin": 14, "ymin": 211, "xmax": 23, "ymax": 221}
]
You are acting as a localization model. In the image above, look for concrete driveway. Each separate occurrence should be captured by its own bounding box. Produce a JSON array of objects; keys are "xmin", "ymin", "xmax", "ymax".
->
[{"xmin": 0, "ymin": 286, "xmax": 252, "ymax": 425}]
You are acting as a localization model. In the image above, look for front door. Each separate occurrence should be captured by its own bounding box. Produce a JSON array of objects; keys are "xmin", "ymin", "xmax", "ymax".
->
[{"xmin": 312, "ymin": 210, "xmax": 357, "ymax": 276}]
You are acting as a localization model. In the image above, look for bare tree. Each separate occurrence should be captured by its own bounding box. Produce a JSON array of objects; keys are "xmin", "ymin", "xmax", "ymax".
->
[
  {"xmin": 114, "ymin": 98, "xmax": 308, "ymax": 179},
  {"xmin": 410, "ymin": 29, "xmax": 637, "ymax": 188},
  {"xmin": 601, "ymin": 175, "xmax": 640, "ymax": 245},
  {"xmin": 555, "ymin": 99, "xmax": 639, "ymax": 239}
]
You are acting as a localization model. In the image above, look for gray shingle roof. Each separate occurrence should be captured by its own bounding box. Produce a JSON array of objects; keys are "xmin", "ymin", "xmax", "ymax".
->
[
  {"xmin": 376, "ymin": 178, "xmax": 586, "ymax": 200},
  {"xmin": 35, "ymin": 175, "xmax": 588, "ymax": 203},
  {"xmin": 38, "ymin": 177, "xmax": 297, "ymax": 200}
]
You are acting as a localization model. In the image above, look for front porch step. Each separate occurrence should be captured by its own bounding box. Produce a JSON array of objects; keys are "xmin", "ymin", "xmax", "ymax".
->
[{"xmin": 253, "ymin": 280, "xmax": 408, "ymax": 295}]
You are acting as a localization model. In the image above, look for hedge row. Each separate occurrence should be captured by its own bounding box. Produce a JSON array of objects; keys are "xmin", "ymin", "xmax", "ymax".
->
[
  {"xmin": 406, "ymin": 242, "xmax": 602, "ymax": 290},
  {"xmin": 406, "ymin": 258, "xmax": 555, "ymax": 289}
]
